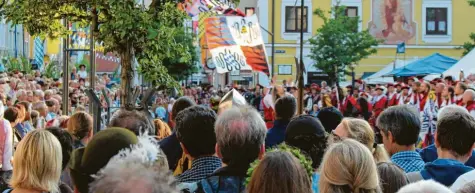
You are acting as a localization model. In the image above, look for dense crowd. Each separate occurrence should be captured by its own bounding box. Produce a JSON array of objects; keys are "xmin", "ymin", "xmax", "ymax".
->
[{"xmin": 1, "ymin": 66, "xmax": 475, "ymax": 193}]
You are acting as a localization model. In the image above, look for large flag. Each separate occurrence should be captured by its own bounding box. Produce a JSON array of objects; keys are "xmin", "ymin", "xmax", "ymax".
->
[
  {"xmin": 205, "ymin": 15, "xmax": 270, "ymax": 75},
  {"xmin": 34, "ymin": 37, "xmax": 44, "ymax": 70}
]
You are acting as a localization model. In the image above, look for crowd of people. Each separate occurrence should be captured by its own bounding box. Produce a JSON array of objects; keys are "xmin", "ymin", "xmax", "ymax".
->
[{"xmin": 1, "ymin": 66, "xmax": 475, "ymax": 193}]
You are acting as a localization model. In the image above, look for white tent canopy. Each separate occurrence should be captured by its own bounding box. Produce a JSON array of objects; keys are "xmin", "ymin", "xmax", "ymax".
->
[
  {"xmin": 364, "ymin": 59, "xmax": 416, "ymax": 84},
  {"xmin": 442, "ymin": 48, "xmax": 475, "ymax": 80}
]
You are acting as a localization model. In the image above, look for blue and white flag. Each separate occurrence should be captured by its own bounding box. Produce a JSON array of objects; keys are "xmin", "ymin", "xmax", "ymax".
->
[
  {"xmin": 34, "ymin": 37, "xmax": 45, "ymax": 70},
  {"xmin": 396, "ymin": 42, "xmax": 406, "ymax": 54}
]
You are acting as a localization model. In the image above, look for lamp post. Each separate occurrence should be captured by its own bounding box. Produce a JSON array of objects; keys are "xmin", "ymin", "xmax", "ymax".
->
[{"xmin": 351, "ymin": 63, "xmax": 355, "ymax": 94}]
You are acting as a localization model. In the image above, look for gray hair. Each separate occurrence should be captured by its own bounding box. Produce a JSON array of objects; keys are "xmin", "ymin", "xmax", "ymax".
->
[
  {"xmin": 397, "ymin": 180, "xmax": 452, "ymax": 193},
  {"xmin": 109, "ymin": 109, "xmax": 154, "ymax": 136},
  {"xmin": 376, "ymin": 105, "xmax": 421, "ymax": 146},
  {"xmin": 215, "ymin": 106, "xmax": 267, "ymax": 166},
  {"xmin": 464, "ymin": 89, "xmax": 475, "ymax": 101},
  {"xmin": 438, "ymin": 105, "xmax": 469, "ymax": 121},
  {"xmin": 90, "ymin": 135, "xmax": 175, "ymax": 193},
  {"xmin": 16, "ymin": 89, "xmax": 26, "ymax": 98},
  {"xmin": 34, "ymin": 90, "xmax": 45, "ymax": 98}
]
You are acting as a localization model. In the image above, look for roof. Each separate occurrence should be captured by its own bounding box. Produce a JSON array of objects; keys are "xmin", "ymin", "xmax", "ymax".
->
[
  {"xmin": 86, "ymin": 52, "xmax": 120, "ymax": 73},
  {"xmin": 385, "ymin": 53, "xmax": 458, "ymax": 77}
]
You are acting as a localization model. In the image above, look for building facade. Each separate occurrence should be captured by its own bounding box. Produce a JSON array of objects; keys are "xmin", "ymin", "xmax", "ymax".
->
[{"xmin": 255, "ymin": 0, "xmax": 475, "ymax": 84}]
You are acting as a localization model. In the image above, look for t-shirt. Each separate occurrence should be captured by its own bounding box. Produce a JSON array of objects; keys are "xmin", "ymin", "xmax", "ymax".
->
[
  {"xmin": 78, "ymin": 70, "xmax": 88, "ymax": 79},
  {"xmin": 451, "ymin": 170, "xmax": 475, "ymax": 192},
  {"xmin": 0, "ymin": 119, "xmax": 13, "ymax": 171}
]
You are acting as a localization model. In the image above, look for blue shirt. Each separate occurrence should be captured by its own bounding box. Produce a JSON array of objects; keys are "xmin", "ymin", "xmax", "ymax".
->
[
  {"xmin": 155, "ymin": 107, "xmax": 167, "ymax": 120},
  {"xmin": 419, "ymin": 144, "xmax": 475, "ymax": 168},
  {"xmin": 177, "ymin": 156, "xmax": 222, "ymax": 183},
  {"xmin": 265, "ymin": 120, "xmax": 290, "ymax": 149},
  {"xmin": 312, "ymin": 173, "xmax": 320, "ymax": 193},
  {"xmin": 391, "ymin": 151, "xmax": 425, "ymax": 173}
]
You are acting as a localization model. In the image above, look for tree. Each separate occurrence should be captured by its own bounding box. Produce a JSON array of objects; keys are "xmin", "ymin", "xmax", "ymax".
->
[
  {"xmin": 308, "ymin": 5, "xmax": 379, "ymax": 86},
  {"xmin": 461, "ymin": 0, "xmax": 475, "ymax": 56},
  {"xmin": 161, "ymin": 30, "xmax": 199, "ymax": 81},
  {"xmin": 3, "ymin": 0, "xmax": 192, "ymax": 109}
]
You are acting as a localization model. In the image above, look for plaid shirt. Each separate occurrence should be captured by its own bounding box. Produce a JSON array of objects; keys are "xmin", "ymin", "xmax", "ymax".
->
[
  {"xmin": 177, "ymin": 156, "xmax": 222, "ymax": 183},
  {"xmin": 391, "ymin": 151, "xmax": 425, "ymax": 173}
]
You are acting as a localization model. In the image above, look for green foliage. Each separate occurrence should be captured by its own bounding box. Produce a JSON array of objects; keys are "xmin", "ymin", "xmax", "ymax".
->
[
  {"xmin": 309, "ymin": 5, "xmax": 379, "ymax": 85},
  {"xmin": 1, "ymin": 56, "xmax": 33, "ymax": 73},
  {"xmin": 245, "ymin": 144, "xmax": 314, "ymax": 186},
  {"xmin": 461, "ymin": 1, "xmax": 475, "ymax": 56},
  {"xmin": 3, "ymin": 0, "xmax": 193, "ymax": 105},
  {"xmin": 162, "ymin": 30, "xmax": 199, "ymax": 81},
  {"xmin": 44, "ymin": 60, "xmax": 61, "ymax": 79}
]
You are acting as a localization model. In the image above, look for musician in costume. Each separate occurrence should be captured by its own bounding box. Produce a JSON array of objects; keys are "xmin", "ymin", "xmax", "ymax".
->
[
  {"xmin": 454, "ymin": 82, "xmax": 468, "ymax": 106},
  {"xmin": 462, "ymin": 89, "xmax": 475, "ymax": 118},
  {"xmin": 397, "ymin": 83, "xmax": 411, "ymax": 105},
  {"xmin": 440, "ymin": 85, "xmax": 455, "ymax": 108},
  {"xmin": 434, "ymin": 82, "xmax": 446, "ymax": 109},
  {"xmin": 354, "ymin": 96, "xmax": 372, "ymax": 121},
  {"xmin": 340, "ymin": 86, "xmax": 357, "ymax": 117},
  {"xmin": 369, "ymin": 86, "xmax": 387, "ymax": 143},
  {"xmin": 386, "ymin": 83, "xmax": 398, "ymax": 107},
  {"xmin": 408, "ymin": 81, "xmax": 421, "ymax": 107},
  {"xmin": 417, "ymin": 82, "xmax": 437, "ymax": 148},
  {"xmin": 306, "ymin": 83, "xmax": 321, "ymax": 110}
]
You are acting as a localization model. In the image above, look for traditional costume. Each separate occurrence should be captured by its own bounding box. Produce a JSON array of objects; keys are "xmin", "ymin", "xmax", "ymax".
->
[
  {"xmin": 417, "ymin": 90, "xmax": 437, "ymax": 148},
  {"xmin": 465, "ymin": 101, "xmax": 475, "ymax": 118}
]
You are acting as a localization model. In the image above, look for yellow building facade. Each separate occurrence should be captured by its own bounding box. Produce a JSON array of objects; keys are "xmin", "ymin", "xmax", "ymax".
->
[{"xmin": 256, "ymin": 0, "xmax": 475, "ymax": 84}]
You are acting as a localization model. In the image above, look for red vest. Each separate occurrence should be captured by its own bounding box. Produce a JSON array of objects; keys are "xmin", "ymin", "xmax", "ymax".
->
[
  {"xmin": 373, "ymin": 95, "xmax": 387, "ymax": 117},
  {"xmin": 467, "ymin": 101, "xmax": 475, "ymax": 112}
]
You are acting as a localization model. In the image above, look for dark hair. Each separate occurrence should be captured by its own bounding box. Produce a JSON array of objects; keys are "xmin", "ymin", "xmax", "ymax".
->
[
  {"xmin": 377, "ymin": 162, "xmax": 408, "ymax": 193},
  {"xmin": 274, "ymin": 95, "xmax": 296, "ymax": 121},
  {"xmin": 45, "ymin": 99, "xmax": 56, "ymax": 107},
  {"xmin": 458, "ymin": 82, "xmax": 469, "ymax": 91},
  {"xmin": 317, "ymin": 107, "xmax": 343, "ymax": 133},
  {"xmin": 437, "ymin": 111, "xmax": 475, "ymax": 157},
  {"xmin": 448, "ymin": 86, "xmax": 455, "ymax": 99},
  {"xmin": 109, "ymin": 109, "xmax": 154, "ymax": 136},
  {"xmin": 356, "ymin": 97, "xmax": 371, "ymax": 121},
  {"xmin": 247, "ymin": 150, "xmax": 313, "ymax": 193},
  {"xmin": 285, "ymin": 115, "xmax": 328, "ymax": 169},
  {"xmin": 171, "ymin": 97, "xmax": 196, "ymax": 122},
  {"xmin": 4, "ymin": 107, "xmax": 20, "ymax": 123},
  {"xmin": 444, "ymin": 76, "xmax": 453, "ymax": 82},
  {"xmin": 376, "ymin": 105, "xmax": 421, "ymax": 146},
  {"xmin": 176, "ymin": 106, "xmax": 217, "ymax": 158},
  {"xmin": 46, "ymin": 127, "xmax": 73, "ymax": 170}
]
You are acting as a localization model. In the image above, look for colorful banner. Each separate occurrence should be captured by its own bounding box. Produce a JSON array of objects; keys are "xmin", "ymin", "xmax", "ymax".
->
[{"xmin": 205, "ymin": 15, "xmax": 270, "ymax": 75}]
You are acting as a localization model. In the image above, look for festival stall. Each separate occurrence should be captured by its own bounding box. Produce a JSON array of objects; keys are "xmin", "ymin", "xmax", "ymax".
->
[
  {"xmin": 363, "ymin": 59, "xmax": 415, "ymax": 84},
  {"xmin": 385, "ymin": 53, "xmax": 458, "ymax": 77}
]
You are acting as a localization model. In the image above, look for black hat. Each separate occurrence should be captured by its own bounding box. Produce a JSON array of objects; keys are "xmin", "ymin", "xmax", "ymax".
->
[
  {"xmin": 79, "ymin": 64, "xmax": 86, "ymax": 68},
  {"xmin": 285, "ymin": 115, "xmax": 326, "ymax": 138}
]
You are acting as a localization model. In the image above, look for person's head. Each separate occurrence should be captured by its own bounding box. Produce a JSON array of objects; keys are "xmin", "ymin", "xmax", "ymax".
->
[
  {"xmin": 322, "ymin": 94, "xmax": 332, "ymax": 107},
  {"xmin": 376, "ymin": 87, "xmax": 383, "ymax": 96},
  {"xmin": 33, "ymin": 101, "xmax": 48, "ymax": 117},
  {"xmin": 16, "ymin": 89, "xmax": 27, "ymax": 102},
  {"xmin": 435, "ymin": 106, "xmax": 475, "ymax": 163},
  {"xmin": 457, "ymin": 180, "xmax": 475, "ymax": 193},
  {"xmin": 321, "ymin": 81, "xmax": 327, "ymax": 88},
  {"xmin": 46, "ymin": 127, "xmax": 74, "ymax": 171},
  {"xmin": 30, "ymin": 110, "xmax": 39, "ymax": 128},
  {"xmin": 376, "ymin": 105, "xmax": 421, "ymax": 156},
  {"xmin": 69, "ymin": 128, "xmax": 138, "ymax": 193},
  {"xmin": 312, "ymin": 104, "xmax": 318, "ymax": 111},
  {"xmin": 79, "ymin": 64, "xmax": 86, "ymax": 71},
  {"xmin": 412, "ymin": 81, "xmax": 421, "ymax": 93},
  {"xmin": 45, "ymin": 99, "xmax": 58, "ymax": 113},
  {"xmin": 170, "ymin": 96, "xmax": 196, "ymax": 126},
  {"xmin": 109, "ymin": 109, "xmax": 154, "ymax": 136},
  {"xmin": 442, "ymin": 86, "xmax": 455, "ymax": 98},
  {"xmin": 274, "ymin": 95, "xmax": 296, "ymax": 121},
  {"xmin": 455, "ymin": 82, "xmax": 468, "ymax": 95},
  {"xmin": 33, "ymin": 89, "xmax": 44, "ymax": 102},
  {"xmin": 44, "ymin": 89, "xmax": 53, "ymax": 100},
  {"xmin": 435, "ymin": 83, "xmax": 446, "ymax": 94},
  {"xmin": 319, "ymin": 139, "xmax": 381, "ymax": 193},
  {"xmin": 215, "ymin": 106, "xmax": 267, "ymax": 168},
  {"xmin": 10, "ymin": 130, "xmax": 62, "ymax": 193},
  {"xmin": 397, "ymin": 180, "xmax": 452, "ymax": 193},
  {"xmin": 462, "ymin": 89, "xmax": 475, "ymax": 104},
  {"xmin": 89, "ymin": 140, "xmax": 175, "ymax": 193},
  {"xmin": 4, "ymin": 107, "xmax": 22, "ymax": 127},
  {"xmin": 16, "ymin": 101, "xmax": 30, "ymax": 122},
  {"xmin": 387, "ymin": 84, "xmax": 395, "ymax": 93},
  {"xmin": 419, "ymin": 82, "xmax": 430, "ymax": 94},
  {"xmin": 68, "ymin": 112, "xmax": 93, "ymax": 143},
  {"xmin": 317, "ymin": 107, "xmax": 343, "ymax": 133},
  {"xmin": 285, "ymin": 115, "xmax": 328, "ymax": 169},
  {"xmin": 153, "ymin": 119, "xmax": 171, "ymax": 140},
  {"xmin": 331, "ymin": 118, "xmax": 389, "ymax": 163},
  {"xmin": 247, "ymin": 150, "xmax": 312, "ymax": 193},
  {"xmin": 377, "ymin": 162, "xmax": 408, "ymax": 193},
  {"xmin": 176, "ymin": 106, "xmax": 217, "ymax": 159},
  {"xmin": 26, "ymin": 90, "xmax": 34, "ymax": 102}
]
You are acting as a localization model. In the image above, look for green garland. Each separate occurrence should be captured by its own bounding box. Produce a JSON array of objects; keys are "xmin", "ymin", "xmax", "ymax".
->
[{"xmin": 245, "ymin": 143, "xmax": 314, "ymax": 186}]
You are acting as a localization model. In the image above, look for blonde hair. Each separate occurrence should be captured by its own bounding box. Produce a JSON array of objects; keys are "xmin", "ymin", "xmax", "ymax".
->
[
  {"xmin": 319, "ymin": 139, "xmax": 381, "ymax": 193},
  {"xmin": 154, "ymin": 119, "xmax": 172, "ymax": 140},
  {"xmin": 10, "ymin": 130, "xmax": 62, "ymax": 193},
  {"xmin": 340, "ymin": 118, "xmax": 390, "ymax": 163}
]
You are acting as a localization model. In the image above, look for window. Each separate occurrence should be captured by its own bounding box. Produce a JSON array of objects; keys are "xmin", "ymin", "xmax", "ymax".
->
[
  {"xmin": 245, "ymin": 7, "xmax": 255, "ymax": 16},
  {"xmin": 345, "ymin": 6, "xmax": 358, "ymax": 17},
  {"xmin": 278, "ymin": 65, "xmax": 292, "ymax": 75},
  {"xmin": 426, "ymin": 8, "xmax": 447, "ymax": 35},
  {"xmin": 285, "ymin": 6, "xmax": 308, "ymax": 33}
]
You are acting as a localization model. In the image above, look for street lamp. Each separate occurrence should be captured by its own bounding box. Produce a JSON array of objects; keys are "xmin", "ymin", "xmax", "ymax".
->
[{"xmin": 350, "ymin": 63, "xmax": 355, "ymax": 94}]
